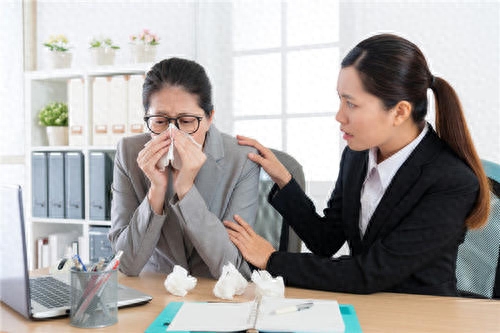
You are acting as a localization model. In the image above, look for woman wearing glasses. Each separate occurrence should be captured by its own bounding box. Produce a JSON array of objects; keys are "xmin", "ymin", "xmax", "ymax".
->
[
  {"xmin": 108, "ymin": 57, "xmax": 260, "ymax": 278},
  {"xmin": 225, "ymin": 34, "xmax": 490, "ymax": 296}
]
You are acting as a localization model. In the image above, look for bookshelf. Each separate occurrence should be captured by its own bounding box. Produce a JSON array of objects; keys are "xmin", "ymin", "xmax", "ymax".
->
[{"xmin": 24, "ymin": 65, "xmax": 151, "ymax": 270}]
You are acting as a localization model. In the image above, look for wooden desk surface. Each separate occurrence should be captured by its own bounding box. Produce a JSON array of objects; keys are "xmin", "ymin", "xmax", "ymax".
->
[{"xmin": 1, "ymin": 271, "xmax": 499, "ymax": 333}]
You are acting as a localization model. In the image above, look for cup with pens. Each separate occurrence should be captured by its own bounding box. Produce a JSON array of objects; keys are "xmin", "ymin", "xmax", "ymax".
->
[{"xmin": 69, "ymin": 251, "xmax": 123, "ymax": 328}]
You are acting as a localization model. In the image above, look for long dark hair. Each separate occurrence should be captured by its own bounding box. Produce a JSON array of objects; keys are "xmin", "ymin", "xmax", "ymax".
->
[
  {"xmin": 142, "ymin": 57, "xmax": 214, "ymax": 117},
  {"xmin": 342, "ymin": 34, "xmax": 489, "ymax": 229}
]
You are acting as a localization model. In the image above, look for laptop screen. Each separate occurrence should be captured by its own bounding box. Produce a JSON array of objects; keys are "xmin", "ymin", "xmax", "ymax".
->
[{"xmin": 0, "ymin": 184, "xmax": 31, "ymax": 318}]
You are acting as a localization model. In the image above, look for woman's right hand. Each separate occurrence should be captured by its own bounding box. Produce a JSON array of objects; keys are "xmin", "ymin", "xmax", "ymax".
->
[
  {"xmin": 237, "ymin": 135, "xmax": 292, "ymax": 189},
  {"xmin": 137, "ymin": 130, "xmax": 171, "ymax": 214}
]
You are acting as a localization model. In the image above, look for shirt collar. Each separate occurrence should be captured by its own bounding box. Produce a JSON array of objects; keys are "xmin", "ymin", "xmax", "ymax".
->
[{"xmin": 366, "ymin": 123, "xmax": 429, "ymax": 190}]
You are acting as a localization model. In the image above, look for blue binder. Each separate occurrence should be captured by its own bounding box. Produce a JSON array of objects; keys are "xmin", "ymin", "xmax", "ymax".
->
[
  {"xmin": 89, "ymin": 151, "xmax": 113, "ymax": 220},
  {"xmin": 145, "ymin": 301, "xmax": 362, "ymax": 333},
  {"xmin": 64, "ymin": 152, "xmax": 84, "ymax": 219},
  {"xmin": 89, "ymin": 226, "xmax": 113, "ymax": 262},
  {"xmin": 32, "ymin": 152, "xmax": 48, "ymax": 217},
  {"xmin": 48, "ymin": 152, "xmax": 65, "ymax": 218}
]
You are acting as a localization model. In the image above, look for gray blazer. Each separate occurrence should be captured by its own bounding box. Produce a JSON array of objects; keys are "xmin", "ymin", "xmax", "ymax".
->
[{"xmin": 108, "ymin": 125, "xmax": 260, "ymax": 278}]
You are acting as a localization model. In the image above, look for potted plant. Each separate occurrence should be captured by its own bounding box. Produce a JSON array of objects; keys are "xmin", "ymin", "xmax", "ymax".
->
[
  {"xmin": 129, "ymin": 29, "xmax": 160, "ymax": 63},
  {"xmin": 89, "ymin": 36, "xmax": 120, "ymax": 66},
  {"xmin": 43, "ymin": 34, "xmax": 72, "ymax": 69},
  {"xmin": 38, "ymin": 102, "xmax": 69, "ymax": 146}
]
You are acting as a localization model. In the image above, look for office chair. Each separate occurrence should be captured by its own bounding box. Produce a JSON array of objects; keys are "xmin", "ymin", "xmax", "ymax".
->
[
  {"xmin": 456, "ymin": 159, "xmax": 500, "ymax": 299},
  {"xmin": 253, "ymin": 149, "xmax": 305, "ymax": 253}
]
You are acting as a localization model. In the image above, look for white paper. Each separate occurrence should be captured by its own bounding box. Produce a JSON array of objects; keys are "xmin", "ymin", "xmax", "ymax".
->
[{"xmin": 167, "ymin": 296, "xmax": 345, "ymax": 333}]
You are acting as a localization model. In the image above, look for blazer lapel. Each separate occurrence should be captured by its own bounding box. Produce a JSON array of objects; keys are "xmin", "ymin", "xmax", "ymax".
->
[
  {"xmin": 362, "ymin": 126, "xmax": 443, "ymax": 245},
  {"xmin": 194, "ymin": 125, "xmax": 224, "ymax": 209},
  {"xmin": 343, "ymin": 151, "xmax": 368, "ymax": 251}
]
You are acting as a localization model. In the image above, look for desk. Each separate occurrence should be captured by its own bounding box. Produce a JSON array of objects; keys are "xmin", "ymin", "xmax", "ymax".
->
[{"xmin": 1, "ymin": 272, "xmax": 499, "ymax": 333}]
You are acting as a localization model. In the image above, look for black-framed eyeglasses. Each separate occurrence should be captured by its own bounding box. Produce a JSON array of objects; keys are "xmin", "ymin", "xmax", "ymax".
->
[{"xmin": 143, "ymin": 115, "xmax": 203, "ymax": 135}]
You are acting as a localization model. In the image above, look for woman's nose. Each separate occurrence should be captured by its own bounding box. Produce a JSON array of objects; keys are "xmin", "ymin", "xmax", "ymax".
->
[{"xmin": 335, "ymin": 107, "xmax": 345, "ymax": 124}]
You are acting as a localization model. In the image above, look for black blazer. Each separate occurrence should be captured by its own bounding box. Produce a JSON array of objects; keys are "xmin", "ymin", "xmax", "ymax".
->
[{"xmin": 266, "ymin": 126, "xmax": 479, "ymax": 296}]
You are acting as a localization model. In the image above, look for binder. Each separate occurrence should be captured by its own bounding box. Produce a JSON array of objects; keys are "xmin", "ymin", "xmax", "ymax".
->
[
  {"xmin": 89, "ymin": 226, "xmax": 113, "ymax": 262},
  {"xmin": 109, "ymin": 76, "xmax": 128, "ymax": 145},
  {"xmin": 145, "ymin": 302, "xmax": 362, "ymax": 333},
  {"xmin": 64, "ymin": 151, "xmax": 84, "ymax": 219},
  {"xmin": 32, "ymin": 152, "xmax": 48, "ymax": 217},
  {"xmin": 92, "ymin": 77, "xmax": 110, "ymax": 146},
  {"xmin": 128, "ymin": 74, "xmax": 146, "ymax": 135},
  {"xmin": 68, "ymin": 78, "xmax": 85, "ymax": 146},
  {"xmin": 89, "ymin": 151, "xmax": 114, "ymax": 220},
  {"xmin": 48, "ymin": 152, "xmax": 65, "ymax": 218}
]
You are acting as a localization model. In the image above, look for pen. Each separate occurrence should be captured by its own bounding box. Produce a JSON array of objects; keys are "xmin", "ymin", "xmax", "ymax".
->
[
  {"xmin": 73, "ymin": 254, "xmax": 87, "ymax": 271},
  {"xmin": 270, "ymin": 302, "xmax": 314, "ymax": 315}
]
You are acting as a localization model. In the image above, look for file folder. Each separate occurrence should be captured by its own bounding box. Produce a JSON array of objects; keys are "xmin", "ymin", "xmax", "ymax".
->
[
  {"xmin": 89, "ymin": 151, "xmax": 114, "ymax": 220},
  {"xmin": 48, "ymin": 152, "xmax": 65, "ymax": 218},
  {"xmin": 64, "ymin": 151, "xmax": 84, "ymax": 219},
  {"xmin": 32, "ymin": 152, "xmax": 48, "ymax": 217}
]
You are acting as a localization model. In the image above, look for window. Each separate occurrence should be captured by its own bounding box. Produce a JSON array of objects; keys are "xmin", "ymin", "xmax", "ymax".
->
[{"xmin": 231, "ymin": 1, "xmax": 341, "ymax": 185}]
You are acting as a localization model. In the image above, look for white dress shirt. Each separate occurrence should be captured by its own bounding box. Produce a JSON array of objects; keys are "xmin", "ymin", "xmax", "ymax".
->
[{"xmin": 359, "ymin": 124, "xmax": 429, "ymax": 237}]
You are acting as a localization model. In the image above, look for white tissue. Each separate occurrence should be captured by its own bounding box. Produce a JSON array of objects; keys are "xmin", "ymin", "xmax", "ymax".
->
[
  {"xmin": 157, "ymin": 123, "xmax": 176, "ymax": 171},
  {"xmin": 156, "ymin": 123, "xmax": 202, "ymax": 171},
  {"xmin": 164, "ymin": 265, "xmax": 197, "ymax": 296},
  {"xmin": 213, "ymin": 262, "xmax": 248, "ymax": 300},
  {"xmin": 251, "ymin": 270, "xmax": 285, "ymax": 298}
]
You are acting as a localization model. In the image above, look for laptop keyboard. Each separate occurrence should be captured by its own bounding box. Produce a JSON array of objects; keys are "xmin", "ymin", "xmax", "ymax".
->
[{"xmin": 30, "ymin": 276, "xmax": 70, "ymax": 308}]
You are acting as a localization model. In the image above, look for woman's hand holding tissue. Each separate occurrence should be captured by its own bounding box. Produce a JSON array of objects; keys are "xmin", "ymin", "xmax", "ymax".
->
[
  {"xmin": 138, "ymin": 130, "xmax": 172, "ymax": 214},
  {"xmin": 172, "ymin": 129, "xmax": 206, "ymax": 200},
  {"xmin": 224, "ymin": 214, "xmax": 276, "ymax": 269},
  {"xmin": 236, "ymin": 135, "xmax": 291, "ymax": 189}
]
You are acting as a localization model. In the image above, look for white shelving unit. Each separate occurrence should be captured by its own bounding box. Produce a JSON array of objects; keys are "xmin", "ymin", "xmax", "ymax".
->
[{"xmin": 24, "ymin": 65, "xmax": 150, "ymax": 269}]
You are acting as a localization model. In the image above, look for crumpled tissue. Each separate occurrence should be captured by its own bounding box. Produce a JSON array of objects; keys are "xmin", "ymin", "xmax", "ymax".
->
[
  {"xmin": 251, "ymin": 269, "xmax": 285, "ymax": 298},
  {"xmin": 213, "ymin": 262, "xmax": 248, "ymax": 300},
  {"xmin": 164, "ymin": 265, "xmax": 197, "ymax": 296},
  {"xmin": 157, "ymin": 123, "xmax": 202, "ymax": 171}
]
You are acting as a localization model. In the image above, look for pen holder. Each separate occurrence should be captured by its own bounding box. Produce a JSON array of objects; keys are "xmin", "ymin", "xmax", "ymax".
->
[{"xmin": 70, "ymin": 267, "xmax": 118, "ymax": 328}]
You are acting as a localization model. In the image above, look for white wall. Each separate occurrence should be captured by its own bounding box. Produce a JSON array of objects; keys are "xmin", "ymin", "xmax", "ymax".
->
[
  {"xmin": 0, "ymin": 1, "xmax": 25, "ymax": 187},
  {"xmin": 339, "ymin": 0, "xmax": 500, "ymax": 163},
  {"xmin": 36, "ymin": 1, "xmax": 198, "ymax": 69}
]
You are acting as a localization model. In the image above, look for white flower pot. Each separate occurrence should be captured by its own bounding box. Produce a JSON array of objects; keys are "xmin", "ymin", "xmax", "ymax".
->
[
  {"xmin": 46, "ymin": 126, "xmax": 68, "ymax": 146},
  {"xmin": 131, "ymin": 44, "xmax": 157, "ymax": 63},
  {"xmin": 90, "ymin": 47, "xmax": 116, "ymax": 66},
  {"xmin": 48, "ymin": 51, "xmax": 72, "ymax": 69}
]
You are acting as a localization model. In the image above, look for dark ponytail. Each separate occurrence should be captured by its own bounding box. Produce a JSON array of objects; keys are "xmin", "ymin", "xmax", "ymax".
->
[
  {"xmin": 342, "ymin": 34, "xmax": 489, "ymax": 229},
  {"xmin": 431, "ymin": 77, "xmax": 490, "ymax": 229}
]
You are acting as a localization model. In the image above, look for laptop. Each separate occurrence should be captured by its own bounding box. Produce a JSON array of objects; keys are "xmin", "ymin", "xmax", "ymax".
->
[{"xmin": 0, "ymin": 184, "xmax": 152, "ymax": 319}]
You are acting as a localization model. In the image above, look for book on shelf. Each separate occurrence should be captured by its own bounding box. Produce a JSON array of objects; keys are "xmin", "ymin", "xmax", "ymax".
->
[
  {"xmin": 36, "ymin": 231, "xmax": 78, "ymax": 269},
  {"xmin": 165, "ymin": 296, "xmax": 345, "ymax": 333},
  {"xmin": 48, "ymin": 231, "xmax": 79, "ymax": 267}
]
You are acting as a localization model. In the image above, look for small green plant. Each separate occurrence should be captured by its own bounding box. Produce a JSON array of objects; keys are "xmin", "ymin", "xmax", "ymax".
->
[
  {"xmin": 38, "ymin": 102, "xmax": 68, "ymax": 126},
  {"xmin": 43, "ymin": 35, "xmax": 71, "ymax": 52},
  {"xmin": 89, "ymin": 37, "xmax": 120, "ymax": 49}
]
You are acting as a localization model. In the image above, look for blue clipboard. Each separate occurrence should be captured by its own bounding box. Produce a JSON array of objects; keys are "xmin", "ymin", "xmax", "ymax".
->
[{"xmin": 145, "ymin": 301, "xmax": 362, "ymax": 333}]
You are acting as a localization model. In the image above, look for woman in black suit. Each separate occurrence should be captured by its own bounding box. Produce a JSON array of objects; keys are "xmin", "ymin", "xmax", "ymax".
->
[{"xmin": 224, "ymin": 34, "xmax": 490, "ymax": 296}]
